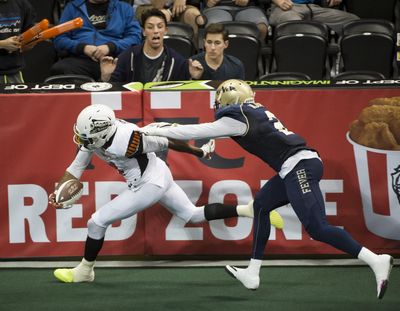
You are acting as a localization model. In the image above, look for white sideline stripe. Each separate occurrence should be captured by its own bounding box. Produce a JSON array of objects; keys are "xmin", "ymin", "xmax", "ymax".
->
[{"xmin": 0, "ymin": 259, "xmax": 398, "ymax": 268}]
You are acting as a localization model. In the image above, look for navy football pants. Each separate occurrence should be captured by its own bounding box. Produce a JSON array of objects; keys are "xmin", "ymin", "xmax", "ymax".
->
[{"xmin": 252, "ymin": 158, "xmax": 362, "ymax": 259}]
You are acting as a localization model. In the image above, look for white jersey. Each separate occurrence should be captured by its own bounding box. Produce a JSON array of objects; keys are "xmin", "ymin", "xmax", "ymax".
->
[{"xmin": 67, "ymin": 119, "xmax": 170, "ymax": 189}]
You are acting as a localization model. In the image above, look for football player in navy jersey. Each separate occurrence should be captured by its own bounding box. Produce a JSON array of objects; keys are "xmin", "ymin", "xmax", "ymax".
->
[{"xmin": 144, "ymin": 79, "xmax": 394, "ymax": 299}]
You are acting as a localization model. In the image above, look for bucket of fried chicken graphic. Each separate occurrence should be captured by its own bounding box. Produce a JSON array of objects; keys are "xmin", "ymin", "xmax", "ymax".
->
[{"xmin": 347, "ymin": 96, "xmax": 400, "ymax": 240}]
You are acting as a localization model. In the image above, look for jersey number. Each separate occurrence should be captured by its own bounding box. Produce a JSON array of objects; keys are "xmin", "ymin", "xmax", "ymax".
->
[
  {"xmin": 247, "ymin": 103, "xmax": 293, "ymax": 135},
  {"xmin": 265, "ymin": 110, "xmax": 293, "ymax": 135}
]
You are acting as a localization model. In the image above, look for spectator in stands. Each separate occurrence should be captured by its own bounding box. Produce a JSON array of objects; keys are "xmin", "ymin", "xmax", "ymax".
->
[
  {"xmin": 190, "ymin": 23, "xmax": 245, "ymax": 80},
  {"xmin": 134, "ymin": 0, "xmax": 204, "ymax": 39},
  {"xmin": 101, "ymin": 8, "xmax": 200, "ymax": 83},
  {"xmin": 50, "ymin": 0, "xmax": 142, "ymax": 81},
  {"xmin": 0, "ymin": 0, "xmax": 36, "ymax": 84},
  {"xmin": 269, "ymin": 0, "xmax": 359, "ymax": 34},
  {"xmin": 202, "ymin": 0, "xmax": 269, "ymax": 42}
]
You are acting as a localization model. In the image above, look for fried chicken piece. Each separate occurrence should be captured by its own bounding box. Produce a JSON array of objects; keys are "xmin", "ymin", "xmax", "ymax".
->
[
  {"xmin": 350, "ymin": 121, "xmax": 400, "ymax": 150},
  {"xmin": 369, "ymin": 97, "xmax": 400, "ymax": 106},
  {"xmin": 350, "ymin": 97, "xmax": 400, "ymax": 150},
  {"xmin": 359, "ymin": 105, "xmax": 400, "ymax": 124}
]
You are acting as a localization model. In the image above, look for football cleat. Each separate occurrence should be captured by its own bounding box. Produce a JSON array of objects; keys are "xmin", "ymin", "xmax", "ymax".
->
[
  {"xmin": 375, "ymin": 255, "xmax": 394, "ymax": 299},
  {"xmin": 54, "ymin": 266, "xmax": 95, "ymax": 283},
  {"xmin": 270, "ymin": 210, "xmax": 284, "ymax": 230},
  {"xmin": 225, "ymin": 265, "xmax": 260, "ymax": 290},
  {"xmin": 240, "ymin": 200, "xmax": 285, "ymax": 229}
]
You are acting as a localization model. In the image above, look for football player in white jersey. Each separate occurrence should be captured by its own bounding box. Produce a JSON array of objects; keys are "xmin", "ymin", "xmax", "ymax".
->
[
  {"xmin": 49, "ymin": 104, "xmax": 283, "ymax": 283},
  {"xmin": 144, "ymin": 80, "xmax": 394, "ymax": 299}
]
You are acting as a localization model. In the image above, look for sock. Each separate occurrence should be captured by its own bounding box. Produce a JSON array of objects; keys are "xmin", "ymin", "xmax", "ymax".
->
[
  {"xmin": 72, "ymin": 258, "xmax": 95, "ymax": 281},
  {"xmin": 236, "ymin": 201, "xmax": 254, "ymax": 218},
  {"xmin": 358, "ymin": 247, "xmax": 380, "ymax": 270},
  {"xmin": 247, "ymin": 258, "xmax": 262, "ymax": 275},
  {"xmin": 204, "ymin": 203, "xmax": 238, "ymax": 220},
  {"xmin": 80, "ymin": 258, "xmax": 95, "ymax": 268},
  {"xmin": 84, "ymin": 236, "xmax": 104, "ymax": 262}
]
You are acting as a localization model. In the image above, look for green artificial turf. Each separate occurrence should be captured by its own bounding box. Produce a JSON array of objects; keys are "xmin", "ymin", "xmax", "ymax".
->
[{"xmin": 0, "ymin": 266, "xmax": 398, "ymax": 311}]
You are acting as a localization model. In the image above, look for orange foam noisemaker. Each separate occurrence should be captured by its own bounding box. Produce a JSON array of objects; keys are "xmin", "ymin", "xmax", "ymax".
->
[
  {"xmin": 20, "ymin": 19, "xmax": 49, "ymax": 45},
  {"xmin": 22, "ymin": 17, "xmax": 84, "ymax": 48}
]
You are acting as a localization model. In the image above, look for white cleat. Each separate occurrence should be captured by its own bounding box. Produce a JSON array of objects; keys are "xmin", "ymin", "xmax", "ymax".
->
[
  {"xmin": 54, "ymin": 266, "xmax": 95, "ymax": 283},
  {"xmin": 374, "ymin": 254, "xmax": 394, "ymax": 299},
  {"xmin": 225, "ymin": 265, "xmax": 260, "ymax": 290}
]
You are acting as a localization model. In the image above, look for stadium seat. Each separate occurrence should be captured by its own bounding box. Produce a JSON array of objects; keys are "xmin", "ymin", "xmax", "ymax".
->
[
  {"xmin": 22, "ymin": 40, "xmax": 58, "ymax": 83},
  {"xmin": 345, "ymin": 0, "xmax": 400, "ymax": 30},
  {"xmin": 271, "ymin": 20, "xmax": 330, "ymax": 80},
  {"xmin": 44, "ymin": 74, "xmax": 95, "ymax": 84},
  {"xmin": 220, "ymin": 21, "xmax": 262, "ymax": 80},
  {"xmin": 339, "ymin": 19, "xmax": 396, "ymax": 78},
  {"xmin": 332, "ymin": 70, "xmax": 386, "ymax": 81},
  {"xmin": 164, "ymin": 22, "xmax": 196, "ymax": 58},
  {"xmin": 259, "ymin": 72, "xmax": 312, "ymax": 81}
]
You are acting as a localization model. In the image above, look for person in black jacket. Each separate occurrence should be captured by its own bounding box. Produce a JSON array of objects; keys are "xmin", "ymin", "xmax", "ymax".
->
[
  {"xmin": 100, "ymin": 8, "xmax": 196, "ymax": 83},
  {"xmin": 0, "ymin": 0, "xmax": 36, "ymax": 84}
]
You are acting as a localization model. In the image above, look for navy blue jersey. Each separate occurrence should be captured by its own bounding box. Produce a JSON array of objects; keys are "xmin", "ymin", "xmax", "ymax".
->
[{"xmin": 215, "ymin": 103, "xmax": 312, "ymax": 172}]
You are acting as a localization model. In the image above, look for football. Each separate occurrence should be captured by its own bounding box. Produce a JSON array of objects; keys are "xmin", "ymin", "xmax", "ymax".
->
[{"xmin": 55, "ymin": 179, "xmax": 83, "ymax": 208}]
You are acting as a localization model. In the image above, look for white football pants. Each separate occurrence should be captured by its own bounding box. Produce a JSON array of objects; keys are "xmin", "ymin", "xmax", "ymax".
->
[{"xmin": 90, "ymin": 158, "xmax": 205, "ymax": 237}]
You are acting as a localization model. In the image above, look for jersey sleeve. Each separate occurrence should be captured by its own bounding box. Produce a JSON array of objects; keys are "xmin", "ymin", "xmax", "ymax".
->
[
  {"xmin": 125, "ymin": 130, "xmax": 144, "ymax": 158},
  {"xmin": 144, "ymin": 117, "xmax": 246, "ymax": 140},
  {"xmin": 141, "ymin": 135, "xmax": 169, "ymax": 153},
  {"xmin": 122, "ymin": 126, "xmax": 169, "ymax": 157},
  {"xmin": 66, "ymin": 148, "xmax": 93, "ymax": 179}
]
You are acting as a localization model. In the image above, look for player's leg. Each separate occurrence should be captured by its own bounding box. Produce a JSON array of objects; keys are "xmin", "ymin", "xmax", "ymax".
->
[
  {"xmin": 285, "ymin": 158, "xmax": 393, "ymax": 298},
  {"xmin": 54, "ymin": 184, "xmax": 165, "ymax": 283},
  {"xmin": 226, "ymin": 174, "xmax": 289, "ymax": 289},
  {"xmin": 159, "ymin": 176, "xmax": 285, "ymax": 226},
  {"xmin": 236, "ymin": 200, "xmax": 284, "ymax": 229},
  {"xmin": 158, "ymin": 178, "xmax": 238, "ymax": 224}
]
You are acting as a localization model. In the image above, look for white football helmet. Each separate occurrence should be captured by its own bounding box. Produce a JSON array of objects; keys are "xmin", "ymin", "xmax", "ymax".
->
[
  {"xmin": 214, "ymin": 79, "xmax": 255, "ymax": 110},
  {"xmin": 73, "ymin": 104, "xmax": 117, "ymax": 150}
]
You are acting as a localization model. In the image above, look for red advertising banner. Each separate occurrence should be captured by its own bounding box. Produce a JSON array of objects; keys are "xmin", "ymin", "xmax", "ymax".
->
[
  {"xmin": 0, "ymin": 90, "xmax": 144, "ymax": 258},
  {"xmin": 1, "ymin": 85, "xmax": 399, "ymax": 258},
  {"xmin": 143, "ymin": 87, "xmax": 400, "ymax": 256}
]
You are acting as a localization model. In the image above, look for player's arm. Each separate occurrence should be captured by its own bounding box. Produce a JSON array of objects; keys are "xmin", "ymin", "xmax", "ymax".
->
[
  {"xmin": 127, "ymin": 128, "xmax": 215, "ymax": 158},
  {"xmin": 143, "ymin": 117, "xmax": 247, "ymax": 140},
  {"xmin": 48, "ymin": 149, "xmax": 93, "ymax": 208},
  {"xmin": 168, "ymin": 138, "xmax": 215, "ymax": 159}
]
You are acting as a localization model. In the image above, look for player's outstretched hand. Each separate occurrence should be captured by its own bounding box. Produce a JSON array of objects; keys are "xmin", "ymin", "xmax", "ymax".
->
[
  {"xmin": 201, "ymin": 139, "xmax": 215, "ymax": 159},
  {"xmin": 48, "ymin": 192, "xmax": 63, "ymax": 209}
]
